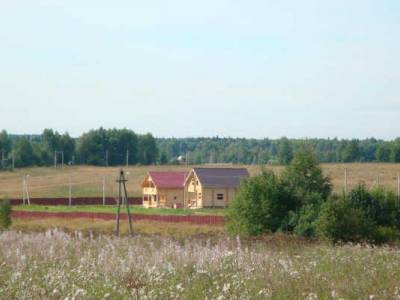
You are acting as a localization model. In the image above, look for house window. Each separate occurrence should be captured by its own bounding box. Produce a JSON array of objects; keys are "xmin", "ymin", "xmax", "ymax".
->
[
  {"xmin": 174, "ymin": 196, "xmax": 177, "ymax": 200},
  {"xmin": 217, "ymin": 193, "xmax": 224, "ymax": 200},
  {"xmin": 198, "ymin": 193, "xmax": 202, "ymax": 199}
]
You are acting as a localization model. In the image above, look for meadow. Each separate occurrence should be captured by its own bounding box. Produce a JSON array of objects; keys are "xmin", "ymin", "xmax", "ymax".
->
[
  {"xmin": 1, "ymin": 163, "xmax": 400, "ymax": 199},
  {"xmin": 1, "ymin": 229, "xmax": 400, "ymax": 299},
  {"xmin": 12, "ymin": 205, "xmax": 226, "ymax": 216}
]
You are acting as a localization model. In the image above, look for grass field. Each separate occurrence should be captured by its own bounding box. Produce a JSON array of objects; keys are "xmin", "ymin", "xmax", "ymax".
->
[
  {"xmin": 1, "ymin": 229, "xmax": 400, "ymax": 299},
  {"xmin": 11, "ymin": 218, "xmax": 225, "ymax": 237},
  {"xmin": 12, "ymin": 204, "xmax": 226, "ymax": 216},
  {"xmin": 1, "ymin": 163, "xmax": 400, "ymax": 199}
]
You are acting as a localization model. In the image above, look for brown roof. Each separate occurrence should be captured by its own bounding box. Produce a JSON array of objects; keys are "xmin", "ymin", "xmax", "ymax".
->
[
  {"xmin": 192, "ymin": 167, "xmax": 249, "ymax": 188},
  {"xmin": 148, "ymin": 171, "xmax": 186, "ymax": 188}
]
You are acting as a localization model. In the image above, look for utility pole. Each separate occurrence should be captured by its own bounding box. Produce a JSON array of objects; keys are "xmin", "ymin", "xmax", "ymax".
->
[
  {"xmin": 344, "ymin": 168, "xmax": 348, "ymax": 195},
  {"xmin": 115, "ymin": 169, "xmax": 133, "ymax": 236},
  {"xmin": 11, "ymin": 152, "xmax": 14, "ymax": 170},
  {"xmin": 68, "ymin": 176, "xmax": 72, "ymax": 206},
  {"xmin": 22, "ymin": 176, "xmax": 25, "ymax": 205},
  {"xmin": 61, "ymin": 151, "xmax": 64, "ymax": 168},
  {"xmin": 126, "ymin": 149, "xmax": 129, "ymax": 167},
  {"xmin": 397, "ymin": 173, "xmax": 400, "ymax": 202},
  {"xmin": 54, "ymin": 150, "xmax": 57, "ymax": 168},
  {"xmin": 22, "ymin": 175, "xmax": 30, "ymax": 205},
  {"xmin": 105, "ymin": 150, "xmax": 109, "ymax": 167},
  {"xmin": 102, "ymin": 176, "xmax": 106, "ymax": 205}
]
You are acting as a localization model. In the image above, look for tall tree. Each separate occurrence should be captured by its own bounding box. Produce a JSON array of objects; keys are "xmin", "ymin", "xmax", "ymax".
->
[
  {"xmin": 277, "ymin": 137, "xmax": 293, "ymax": 165},
  {"xmin": 13, "ymin": 138, "xmax": 36, "ymax": 167},
  {"xmin": 138, "ymin": 133, "xmax": 158, "ymax": 165},
  {"xmin": 375, "ymin": 144, "xmax": 391, "ymax": 162}
]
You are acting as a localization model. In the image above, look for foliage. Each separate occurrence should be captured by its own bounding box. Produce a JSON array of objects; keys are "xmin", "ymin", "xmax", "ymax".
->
[
  {"xmin": 13, "ymin": 138, "xmax": 36, "ymax": 167},
  {"xmin": 0, "ymin": 200, "xmax": 11, "ymax": 230},
  {"xmin": 315, "ymin": 198, "xmax": 374, "ymax": 243},
  {"xmin": 277, "ymin": 137, "xmax": 293, "ymax": 165},
  {"xmin": 227, "ymin": 148, "xmax": 329, "ymax": 236},
  {"xmin": 375, "ymin": 144, "xmax": 392, "ymax": 162},
  {"xmin": 3, "ymin": 129, "xmax": 400, "ymax": 167},
  {"xmin": 226, "ymin": 171, "xmax": 294, "ymax": 235},
  {"xmin": 76, "ymin": 128, "xmax": 157, "ymax": 165},
  {"xmin": 340, "ymin": 139, "xmax": 361, "ymax": 162},
  {"xmin": 316, "ymin": 185, "xmax": 400, "ymax": 244},
  {"xmin": 282, "ymin": 144, "xmax": 332, "ymax": 201}
]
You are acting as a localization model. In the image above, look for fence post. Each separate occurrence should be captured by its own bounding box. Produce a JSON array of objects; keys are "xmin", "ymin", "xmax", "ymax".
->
[
  {"xmin": 102, "ymin": 176, "xmax": 106, "ymax": 205},
  {"xmin": 22, "ymin": 176, "xmax": 25, "ymax": 205},
  {"xmin": 397, "ymin": 173, "xmax": 400, "ymax": 202},
  {"xmin": 69, "ymin": 176, "xmax": 72, "ymax": 206}
]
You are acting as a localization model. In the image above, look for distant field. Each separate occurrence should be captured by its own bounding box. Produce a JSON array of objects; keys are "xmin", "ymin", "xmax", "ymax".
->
[{"xmin": 1, "ymin": 163, "xmax": 399, "ymax": 199}]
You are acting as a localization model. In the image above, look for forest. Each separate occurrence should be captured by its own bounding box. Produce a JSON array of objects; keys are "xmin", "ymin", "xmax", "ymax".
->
[{"xmin": 0, "ymin": 128, "xmax": 400, "ymax": 168}]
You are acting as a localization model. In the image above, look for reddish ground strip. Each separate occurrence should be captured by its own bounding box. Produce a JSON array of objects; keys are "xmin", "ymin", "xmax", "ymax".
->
[
  {"xmin": 10, "ymin": 197, "xmax": 143, "ymax": 206},
  {"xmin": 11, "ymin": 210, "xmax": 225, "ymax": 225}
]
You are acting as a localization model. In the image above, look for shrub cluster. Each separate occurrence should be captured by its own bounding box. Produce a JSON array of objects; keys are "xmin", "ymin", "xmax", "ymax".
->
[
  {"xmin": 227, "ymin": 145, "xmax": 400, "ymax": 244},
  {"xmin": 0, "ymin": 199, "xmax": 12, "ymax": 230},
  {"xmin": 317, "ymin": 185, "xmax": 400, "ymax": 243}
]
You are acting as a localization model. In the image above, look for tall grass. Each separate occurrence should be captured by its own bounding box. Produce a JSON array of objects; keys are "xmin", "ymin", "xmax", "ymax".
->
[{"xmin": 1, "ymin": 230, "xmax": 400, "ymax": 299}]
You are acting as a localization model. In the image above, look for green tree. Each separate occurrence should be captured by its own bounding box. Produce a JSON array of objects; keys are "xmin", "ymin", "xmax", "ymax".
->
[
  {"xmin": 0, "ymin": 130, "xmax": 11, "ymax": 154},
  {"xmin": 277, "ymin": 137, "xmax": 293, "ymax": 165},
  {"xmin": 282, "ymin": 144, "xmax": 332, "ymax": 201},
  {"xmin": 13, "ymin": 138, "xmax": 36, "ymax": 167},
  {"xmin": 341, "ymin": 139, "xmax": 360, "ymax": 162},
  {"xmin": 138, "ymin": 133, "xmax": 158, "ymax": 165},
  {"xmin": 77, "ymin": 128, "xmax": 108, "ymax": 165},
  {"xmin": 159, "ymin": 151, "xmax": 168, "ymax": 164},
  {"xmin": 227, "ymin": 171, "xmax": 295, "ymax": 235},
  {"xmin": 376, "ymin": 144, "xmax": 391, "ymax": 162},
  {"xmin": 390, "ymin": 142, "xmax": 400, "ymax": 162}
]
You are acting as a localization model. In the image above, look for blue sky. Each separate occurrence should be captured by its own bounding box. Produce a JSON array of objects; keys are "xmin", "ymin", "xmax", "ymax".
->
[{"xmin": 1, "ymin": 1, "xmax": 399, "ymax": 139}]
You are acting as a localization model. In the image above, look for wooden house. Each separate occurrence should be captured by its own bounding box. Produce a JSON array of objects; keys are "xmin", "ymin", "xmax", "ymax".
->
[
  {"xmin": 141, "ymin": 171, "xmax": 186, "ymax": 208},
  {"xmin": 184, "ymin": 168, "xmax": 249, "ymax": 208}
]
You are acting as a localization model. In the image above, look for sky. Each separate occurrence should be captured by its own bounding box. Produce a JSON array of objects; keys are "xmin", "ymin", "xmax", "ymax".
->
[{"xmin": 0, "ymin": 0, "xmax": 399, "ymax": 139}]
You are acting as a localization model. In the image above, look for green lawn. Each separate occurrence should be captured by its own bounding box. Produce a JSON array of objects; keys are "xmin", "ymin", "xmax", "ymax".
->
[{"xmin": 12, "ymin": 204, "xmax": 226, "ymax": 216}]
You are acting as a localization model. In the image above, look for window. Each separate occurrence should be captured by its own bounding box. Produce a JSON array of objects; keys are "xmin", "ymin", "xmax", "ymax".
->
[
  {"xmin": 174, "ymin": 196, "xmax": 177, "ymax": 200},
  {"xmin": 198, "ymin": 193, "xmax": 202, "ymax": 199},
  {"xmin": 217, "ymin": 193, "xmax": 224, "ymax": 200}
]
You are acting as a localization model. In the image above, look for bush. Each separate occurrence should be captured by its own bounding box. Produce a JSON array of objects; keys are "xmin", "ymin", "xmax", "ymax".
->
[
  {"xmin": 0, "ymin": 200, "xmax": 12, "ymax": 230},
  {"xmin": 316, "ymin": 185, "xmax": 400, "ymax": 244},
  {"xmin": 316, "ymin": 198, "xmax": 374, "ymax": 243},
  {"xmin": 226, "ymin": 171, "xmax": 295, "ymax": 236}
]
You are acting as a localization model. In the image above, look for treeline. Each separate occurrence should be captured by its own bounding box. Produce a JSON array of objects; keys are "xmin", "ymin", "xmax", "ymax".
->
[
  {"xmin": 0, "ymin": 128, "xmax": 157, "ymax": 168},
  {"xmin": 158, "ymin": 137, "xmax": 400, "ymax": 164},
  {"xmin": 1, "ymin": 128, "xmax": 400, "ymax": 168},
  {"xmin": 227, "ymin": 145, "xmax": 400, "ymax": 244}
]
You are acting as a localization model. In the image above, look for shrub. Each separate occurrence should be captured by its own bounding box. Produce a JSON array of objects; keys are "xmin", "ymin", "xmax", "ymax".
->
[
  {"xmin": 316, "ymin": 185, "xmax": 400, "ymax": 244},
  {"xmin": 226, "ymin": 171, "xmax": 295, "ymax": 236},
  {"xmin": 316, "ymin": 198, "xmax": 374, "ymax": 243},
  {"xmin": 0, "ymin": 200, "xmax": 12, "ymax": 230}
]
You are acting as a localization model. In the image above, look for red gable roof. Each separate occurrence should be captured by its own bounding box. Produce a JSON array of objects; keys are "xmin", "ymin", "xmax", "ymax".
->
[{"xmin": 148, "ymin": 171, "xmax": 186, "ymax": 188}]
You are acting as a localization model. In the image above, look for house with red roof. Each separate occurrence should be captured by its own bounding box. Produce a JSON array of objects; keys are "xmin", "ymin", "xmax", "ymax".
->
[{"xmin": 141, "ymin": 171, "xmax": 187, "ymax": 208}]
